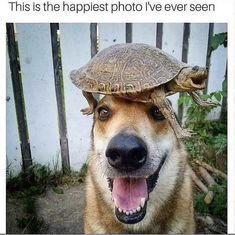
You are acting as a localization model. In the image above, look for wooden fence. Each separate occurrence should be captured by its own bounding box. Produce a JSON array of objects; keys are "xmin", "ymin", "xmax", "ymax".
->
[{"xmin": 6, "ymin": 23, "xmax": 227, "ymax": 175}]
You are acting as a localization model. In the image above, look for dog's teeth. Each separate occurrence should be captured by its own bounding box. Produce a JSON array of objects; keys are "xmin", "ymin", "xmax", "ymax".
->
[
  {"xmin": 140, "ymin": 197, "xmax": 145, "ymax": 208},
  {"xmin": 129, "ymin": 210, "xmax": 133, "ymax": 215},
  {"xmin": 132, "ymin": 209, "xmax": 136, "ymax": 213},
  {"xmin": 126, "ymin": 211, "xmax": 130, "ymax": 215},
  {"xmin": 118, "ymin": 207, "xmax": 122, "ymax": 213},
  {"xmin": 136, "ymin": 206, "xmax": 141, "ymax": 212},
  {"xmin": 123, "ymin": 210, "xmax": 126, "ymax": 213}
]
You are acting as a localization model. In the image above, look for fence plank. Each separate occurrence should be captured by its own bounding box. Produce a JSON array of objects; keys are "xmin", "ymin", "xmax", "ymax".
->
[
  {"xmin": 99, "ymin": 23, "xmax": 125, "ymax": 49},
  {"xmin": 90, "ymin": 23, "xmax": 98, "ymax": 58},
  {"xmin": 220, "ymin": 63, "xmax": 227, "ymax": 120},
  {"xmin": 59, "ymin": 23, "xmax": 92, "ymax": 170},
  {"xmin": 156, "ymin": 23, "xmax": 163, "ymax": 49},
  {"xmin": 161, "ymin": 23, "xmax": 184, "ymax": 115},
  {"xmin": 207, "ymin": 23, "xmax": 227, "ymax": 120},
  {"xmin": 6, "ymin": 48, "xmax": 22, "ymax": 176},
  {"xmin": 7, "ymin": 23, "xmax": 32, "ymax": 170},
  {"xmin": 16, "ymin": 23, "xmax": 61, "ymax": 168},
  {"xmin": 180, "ymin": 23, "xmax": 210, "ymax": 123},
  {"xmin": 205, "ymin": 23, "xmax": 214, "ymax": 93},
  {"xmin": 188, "ymin": 23, "xmax": 210, "ymax": 67},
  {"xmin": 126, "ymin": 23, "xmax": 132, "ymax": 43},
  {"xmin": 50, "ymin": 23, "xmax": 70, "ymax": 172},
  {"xmin": 178, "ymin": 23, "xmax": 190, "ymax": 123},
  {"xmin": 132, "ymin": 23, "xmax": 156, "ymax": 46},
  {"xmin": 181, "ymin": 23, "xmax": 190, "ymax": 63}
]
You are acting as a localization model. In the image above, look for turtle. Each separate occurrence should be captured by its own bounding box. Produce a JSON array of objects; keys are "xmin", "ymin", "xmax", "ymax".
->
[{"xmin": 70, "ymin": 43, "xmax": 214, "ymax": 138}]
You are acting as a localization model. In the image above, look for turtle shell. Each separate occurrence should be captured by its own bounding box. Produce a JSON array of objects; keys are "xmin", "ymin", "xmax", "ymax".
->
[{"xmin": 70, "ymin": 43, "xmax": 188, "ymax": 94}]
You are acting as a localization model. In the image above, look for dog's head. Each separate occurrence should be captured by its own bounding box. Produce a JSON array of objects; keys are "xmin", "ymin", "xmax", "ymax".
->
[{"xmin": 91, "ymin": 95, "xmax": 177, "ymax": 224}]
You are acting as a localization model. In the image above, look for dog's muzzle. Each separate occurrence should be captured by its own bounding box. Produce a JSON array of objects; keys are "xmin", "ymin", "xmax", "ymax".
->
[
  {"xmin": 105, "ymin": 133, "xmax": 167, "ymax": 224},
  {"xmin": 106, "ymin": 133, "xmax": 148, "ymax": 171}
]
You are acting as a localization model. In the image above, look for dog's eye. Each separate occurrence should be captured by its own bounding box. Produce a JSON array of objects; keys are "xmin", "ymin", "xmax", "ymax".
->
[
  {"xmin": 150, "ymin": 106, "xmax": 165, "ymax": 121},
  {"xmin": 97, "ymin": 107, "xmax": 110, "ymax": 121}
]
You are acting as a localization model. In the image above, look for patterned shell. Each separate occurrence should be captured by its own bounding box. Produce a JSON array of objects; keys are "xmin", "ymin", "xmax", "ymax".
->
[{"xmin": 70, "ymin": 43, "xmax": 188, "ymax": 94}]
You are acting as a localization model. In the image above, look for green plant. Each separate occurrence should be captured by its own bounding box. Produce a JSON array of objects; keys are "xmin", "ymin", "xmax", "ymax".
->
[
  {"xmin": 7, "ymin": 164, "xmax": 52, "ymax": 233},
  {"xmin": 208, "ymin": 32, "xmax": 227, "ymax": 57},
  {"xmin": 17, "ymin": 215, "xmax": 46, "ymax": 234},
  {"xmin": 212, "ymin": 133, "xmax": 227, "ymax": 155},
  {"xmin": 7, "ymin": 162, "xmax": 88, "ymax": 233},
  {"xmin": 16, "ymin": 190, "xmax": 47, "ymax": 234},
  {"xmin": 78, "ymin": 163, "xmax": 88, "ymax": 179},
  {"xmin": 179, "ymin": 32, "xmax": 227, "ymax": 222},
  {"xmin": 178, "ymin": 70, "xmax": 227, "ymax": 159},
  {"xmin": 178, "ymin": 89, "xmax": 227, "ymax": 161},
  {"xmin": 7, "ymin": 164, "xmax": 54, "ymax": 193},
  {"xmin": 194, "ymin": 180, "xmax": 227, "ymax": 222}
]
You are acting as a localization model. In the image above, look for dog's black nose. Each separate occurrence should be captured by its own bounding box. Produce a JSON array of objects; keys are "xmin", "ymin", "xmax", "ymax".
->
[{"xmin": 106, "ymin": 133, "xmax": 147, "ymax": 171}]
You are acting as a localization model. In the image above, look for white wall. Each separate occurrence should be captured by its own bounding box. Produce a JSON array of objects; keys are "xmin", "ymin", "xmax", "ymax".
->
[
  {"xmin": 60, "ymin": 24, "xmax": 93, "ymax": 171},
  {"xmin": 16, "ymin": 24, "xmax": 61, "ymax": 169}
]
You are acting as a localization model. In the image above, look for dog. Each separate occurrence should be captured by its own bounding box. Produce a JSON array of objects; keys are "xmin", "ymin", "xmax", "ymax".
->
[{"xmin": 84, "ymin": 95, "xmax": 195, "ymax": 233}]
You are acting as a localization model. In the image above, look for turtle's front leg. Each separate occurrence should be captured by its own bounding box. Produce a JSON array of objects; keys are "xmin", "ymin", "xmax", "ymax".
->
[
  {"xmin": 189, "ymin": 91, "xmax": 218, "ymax": 107},
  {"xmin": 81, "ymin": 91, "xmax": 97, "ymax": 115},
  {"xmin": 151, "ymin": 88, "xmax": 192, "ymax": 139}
]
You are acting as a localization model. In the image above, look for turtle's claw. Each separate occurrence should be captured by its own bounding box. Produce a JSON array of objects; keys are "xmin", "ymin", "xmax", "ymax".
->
[
  {"xmin": 175, "ymin": 128, "xmax": 195, "ymax": 139},
  {"xmin": 199, "ymin": 100, "xmax": 219, "ymax": 107},
  {"xmin": 190, "ymin": 91, "xmax": 219, "ymax": 107}
]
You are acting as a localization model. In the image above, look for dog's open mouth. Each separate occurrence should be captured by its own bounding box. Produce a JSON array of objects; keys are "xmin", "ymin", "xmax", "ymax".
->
[{"xmin": 108, "ymin": 154, "xmax": 167, "ymax": 224}]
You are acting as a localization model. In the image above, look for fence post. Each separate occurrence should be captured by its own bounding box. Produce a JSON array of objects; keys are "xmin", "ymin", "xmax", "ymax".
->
[
  {"xmin": 50, "ymin": 23, "xmax": 70, "ymax": 173},
  {"xmin": 126, "ymin": 23, "xmax": 132, "ymax": 43},
  {"xmin": 156, "ymin": 23, "xmax": 163, "ymax": 49},
  {"xmin": 6, "ymin": 23, "xmax": 32, "ymax": 170},
  {"xmin": 204, "ymin": 23, "xmax": 214, "ymax": 94},
  {"xmin": 220, "ymin": 63, "xmax": 227, "ymax": 120},
  {"xmin": 90, "ymin": 23, "xmax": 100, "ymax": 101},
  {"xmin": 90, "ymin": 23, "xmax": 98, "ymax": 57},
  {"xmin": 178, "ymin": 23, "xmax": 190, "ymax": 124}
]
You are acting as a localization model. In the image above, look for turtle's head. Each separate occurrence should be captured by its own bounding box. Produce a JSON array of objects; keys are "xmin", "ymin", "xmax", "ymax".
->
[
  {"xmin": 178, "ymin": 66, "xmax": 208, "ymax": 90},
  {"xmin": 188, "ymin": 66, "xmax": 208, "ymax": 86},
  {"xmin": 166, "ymin": 66, "xmax": 208, "ymax": 93}
]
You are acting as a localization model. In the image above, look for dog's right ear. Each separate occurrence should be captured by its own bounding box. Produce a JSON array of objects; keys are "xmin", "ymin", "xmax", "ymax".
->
[{"xmin": 81, "ymin": 91, "xmax": 97, "ymax": 115}]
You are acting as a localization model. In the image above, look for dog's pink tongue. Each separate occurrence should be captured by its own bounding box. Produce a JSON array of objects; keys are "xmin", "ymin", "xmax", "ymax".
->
[{"xmin": 112, "ymin": 178, "xmax": 147, "ymax": 211}]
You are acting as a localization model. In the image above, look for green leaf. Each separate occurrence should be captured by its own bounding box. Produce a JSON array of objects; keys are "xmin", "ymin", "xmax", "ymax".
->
[
  {"xmin": 178, "ymin": 93, "xmax": 192, "ymax": 106},
  {"xmin": 213, "ymin": 92, "xmax": 222, "ymax": 102},
  {"xmin": 208, "ymin": 32, "xmax": 227, "ymax": 56},
  {"xmin": 211, "ymin": 33, "xmax": 227, "ymax": 51},
  {"xmin": 202, "ymin": 94, "xmax": 210, "ymax": 100},
  {"xmin": 222, "ymin": 79, "xmax": 227, "ymax": 95}
]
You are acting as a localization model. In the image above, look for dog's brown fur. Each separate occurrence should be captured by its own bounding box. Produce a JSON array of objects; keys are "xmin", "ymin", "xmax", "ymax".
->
[{"xmin": 84, "ymin": 96, "xmax": 195, "ymax": 233}]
